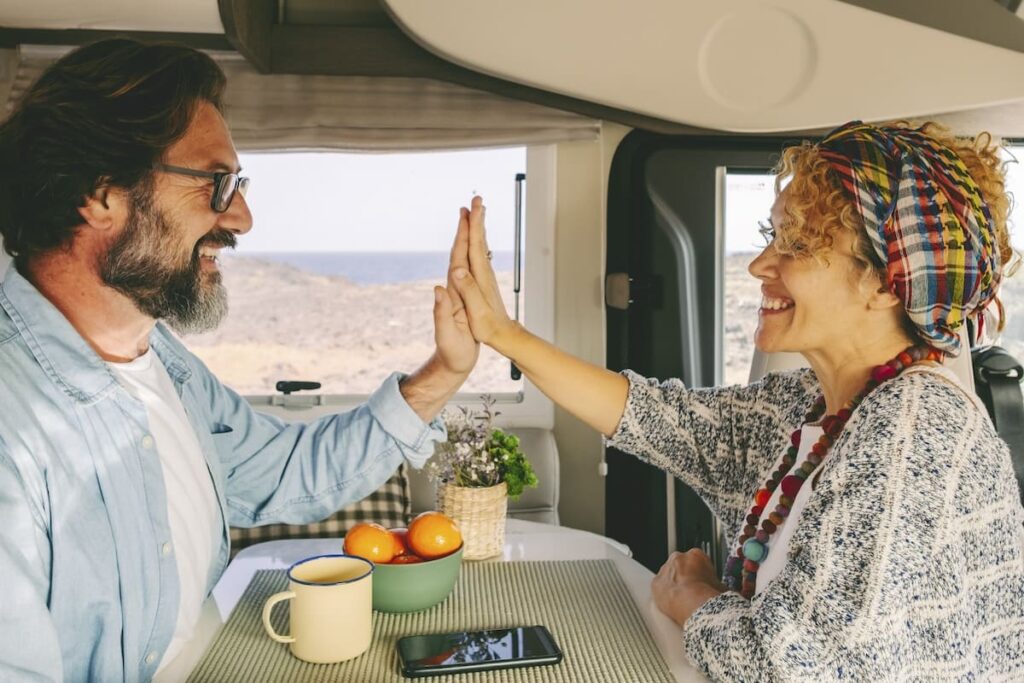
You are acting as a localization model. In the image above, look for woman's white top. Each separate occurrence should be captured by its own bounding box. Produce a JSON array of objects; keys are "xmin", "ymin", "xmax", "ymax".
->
[{"xmin": 753, "ymin": 423, "xmax": 823, "ymax": 595}]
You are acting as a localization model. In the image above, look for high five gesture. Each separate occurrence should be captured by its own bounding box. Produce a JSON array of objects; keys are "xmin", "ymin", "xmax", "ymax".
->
[{"xmin": 449, "ymin": 196, "xmax": 629, "ymax": 437}]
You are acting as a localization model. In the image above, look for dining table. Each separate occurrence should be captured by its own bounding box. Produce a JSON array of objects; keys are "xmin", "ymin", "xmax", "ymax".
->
[{"xmin": 157, "ymin": 518, "xmax": 708, "ymax": 682}]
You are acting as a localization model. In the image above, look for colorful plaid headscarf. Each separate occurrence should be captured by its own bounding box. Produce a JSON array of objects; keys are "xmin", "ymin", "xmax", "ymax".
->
[{"xmin": 818, "ymin": 121, "xmax": 1001, "ymax": 356}]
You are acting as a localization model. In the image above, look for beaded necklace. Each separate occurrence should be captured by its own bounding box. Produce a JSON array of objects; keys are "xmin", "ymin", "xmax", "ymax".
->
[{"xmin": 723, "ymin": 345, "xmax": 942, "ymax": 599}]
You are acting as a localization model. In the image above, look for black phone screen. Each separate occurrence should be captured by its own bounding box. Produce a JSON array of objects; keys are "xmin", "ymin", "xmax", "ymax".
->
[{"xmin": 398, "ymin": 625, "xmax": 562, "ymax": 677}]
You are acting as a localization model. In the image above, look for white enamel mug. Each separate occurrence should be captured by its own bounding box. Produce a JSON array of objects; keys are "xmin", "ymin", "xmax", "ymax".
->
[{"xmin": 261, "ymin": 554, "xmax": 374, "ymax": 664}]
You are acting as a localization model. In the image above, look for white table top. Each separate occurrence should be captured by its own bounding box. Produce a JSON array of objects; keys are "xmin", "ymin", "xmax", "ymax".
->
[{"xmin": 157, "ymin": 519, "xmax": 706, "ymax": 682}]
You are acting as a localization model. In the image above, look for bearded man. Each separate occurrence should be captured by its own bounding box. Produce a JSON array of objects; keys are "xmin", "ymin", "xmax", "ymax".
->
[{"xmin": 0, "ymin": 39, "xmax": 477, "ymax": 681}]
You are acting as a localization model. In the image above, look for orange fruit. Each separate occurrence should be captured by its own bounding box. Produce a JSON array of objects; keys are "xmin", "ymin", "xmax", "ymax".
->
[
  {"xmin": 389, "ymin": 528, "xmax": 410, "ymax": 556},
  {"xmin": 390, "ymin": 554, "xmax": 423, "ymax": 564},
  {"xmin": 343, "ymin": 522, "xmax": 396, "ymax": 564},
  {"xmin": 407, "ymin": 511, "xmax": 462, "ymax": 559}
]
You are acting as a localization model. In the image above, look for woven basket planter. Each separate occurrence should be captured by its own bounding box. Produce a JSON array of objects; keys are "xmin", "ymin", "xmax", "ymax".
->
[{"xmin": 438, "ymin": 482, "xmax": 507, "ymax": 560}]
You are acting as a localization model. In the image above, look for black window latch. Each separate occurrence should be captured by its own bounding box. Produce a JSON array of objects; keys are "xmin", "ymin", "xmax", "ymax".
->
[{"xmin": 276, "ymin": 381, "xmax": 322, "ymax": 395}]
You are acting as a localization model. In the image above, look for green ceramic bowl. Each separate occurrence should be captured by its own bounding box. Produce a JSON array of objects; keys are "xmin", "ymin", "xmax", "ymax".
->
[{"xmin": 371, "ymin": 544, "xmax": 464, "ymax": 613}]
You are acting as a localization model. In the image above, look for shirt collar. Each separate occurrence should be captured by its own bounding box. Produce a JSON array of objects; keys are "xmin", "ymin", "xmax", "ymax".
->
[{"xmin": 0, "ymin": 266, "xmax": 191, "ymax": 403}]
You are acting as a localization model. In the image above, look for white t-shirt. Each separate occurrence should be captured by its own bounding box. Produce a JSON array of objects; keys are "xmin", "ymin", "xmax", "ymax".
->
[
  {"xmin": 753, "ymin": 423, "xmax": 823, "ymax": 595},
  {"xmin": 107, "ymin": 350, "xmax": 221, "ymax": 672}
]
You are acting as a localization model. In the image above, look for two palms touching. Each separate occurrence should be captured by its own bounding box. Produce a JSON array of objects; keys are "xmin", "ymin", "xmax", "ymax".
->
[
  {"xmin": 434, "ymin": 197, "xmax": 727, "ymax": 627},
  {"xmin": 433, "ymin": 196, "xmax": 512, "ymax": 375}
]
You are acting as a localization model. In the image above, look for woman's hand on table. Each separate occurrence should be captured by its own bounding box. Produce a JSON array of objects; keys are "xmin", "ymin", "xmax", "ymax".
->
[{"xmin": 651, "ymin": 549, "xmax": 726, "ymax": 627}]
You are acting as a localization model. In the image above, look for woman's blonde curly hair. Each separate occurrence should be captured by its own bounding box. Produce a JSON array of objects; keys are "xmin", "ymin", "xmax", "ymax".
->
[{"xmin": 772, "ymin": 121, "xmax": 1020, "ymax": 334}]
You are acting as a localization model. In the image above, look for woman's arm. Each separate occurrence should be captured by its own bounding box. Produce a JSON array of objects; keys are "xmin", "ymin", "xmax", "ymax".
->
[
  {"xmin": 609, "ymin": 368, "xmax": 814, "ymax": 526},
  {"xmin": 448, "ymin": 197, "xmax": 817, "ymax": 524},
  {"xmin": 479, "ymin": 319, "xmax": 629, "ymax": 438},
  {"xmin": 448, "ymin": 197, "xmax": 628, "ymax": 437}
]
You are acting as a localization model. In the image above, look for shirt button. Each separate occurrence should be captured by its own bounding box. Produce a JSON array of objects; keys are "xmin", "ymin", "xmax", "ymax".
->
[
  {"xmin": 145, "ymin": 652, "xmax": 157, "ymax": 665},
  {"xmin": 141, "ymin": 435, "xmax": 155, "ymax": 449},
  {"xmin": 162, "ymin": 542, "xmax": 173, "ymax": 557}
]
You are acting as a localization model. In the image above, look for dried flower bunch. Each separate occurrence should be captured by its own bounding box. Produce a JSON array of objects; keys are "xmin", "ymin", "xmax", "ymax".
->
[{"xmin": 427, "ymin": 396, "xmax": 538, "ymax": 500}]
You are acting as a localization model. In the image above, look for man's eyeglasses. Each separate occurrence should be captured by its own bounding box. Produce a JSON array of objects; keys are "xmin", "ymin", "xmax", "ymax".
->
[{"xmin": 154, "ymin": 163, "xmax": 250, "ymax": 213}]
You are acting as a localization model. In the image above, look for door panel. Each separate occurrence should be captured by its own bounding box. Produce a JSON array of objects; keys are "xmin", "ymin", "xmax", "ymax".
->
[{"xmin": 604, "ymin": 131, "xmax": 797, "ymax": 572}]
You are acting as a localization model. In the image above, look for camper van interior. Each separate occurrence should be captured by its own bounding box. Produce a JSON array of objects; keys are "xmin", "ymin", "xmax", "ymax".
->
[{"xmin": 1, "ymin": 1, "xmax": 1023, "ymax": 682}]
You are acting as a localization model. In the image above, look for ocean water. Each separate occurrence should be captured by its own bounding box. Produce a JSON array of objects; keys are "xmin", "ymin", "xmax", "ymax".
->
[{"xmin": 233, "ymin": 251, "xmax": 514, "ymax": 285}]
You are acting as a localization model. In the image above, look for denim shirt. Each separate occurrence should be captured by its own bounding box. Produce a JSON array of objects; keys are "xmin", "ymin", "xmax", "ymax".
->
[{"xmin": 0, "ymin": 267, "xmax": 446, "ymax": 682}]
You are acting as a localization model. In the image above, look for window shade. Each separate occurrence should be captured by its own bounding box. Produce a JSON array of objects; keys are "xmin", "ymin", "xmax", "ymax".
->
[{"xmin": 7, "ymin": 45, "xmax": 601, "ymax": 151}]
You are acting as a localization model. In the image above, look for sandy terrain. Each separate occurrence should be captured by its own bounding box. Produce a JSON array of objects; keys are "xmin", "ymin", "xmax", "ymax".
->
[
  {"xmin": 182, "ymin": 253, "xmax": 1023, "ymax": 397},
  {"xmin": 722, "ymin": 252, "xmax": 1024, "ymax": 384},
  {"xmin": 183, "ymin": 256, "xmax": 522, "ymax": 395},
  {"xmin": 998, "ymin": 270, "xmax": 1024, "ymax": 363},
  {"xmin": 723, "ymin": 253, "xmax": 761, "ymax": 385}
]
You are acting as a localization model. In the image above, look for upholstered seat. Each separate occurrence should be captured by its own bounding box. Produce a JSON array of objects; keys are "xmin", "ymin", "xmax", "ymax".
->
[{"xmin": 229, "ymin": 465, "xmax": 411, "ymax": 554}]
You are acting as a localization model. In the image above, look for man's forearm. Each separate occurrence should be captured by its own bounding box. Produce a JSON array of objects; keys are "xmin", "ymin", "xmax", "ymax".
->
[{"xmin": 399, "ymin": 352, "xmax": 469, "ymax": 423}]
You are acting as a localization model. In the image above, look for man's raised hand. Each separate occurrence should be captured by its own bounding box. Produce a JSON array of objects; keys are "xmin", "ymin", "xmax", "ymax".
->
[{"xmin": 449, "ymin": 196, "xmax": 517, "ymax": 352}]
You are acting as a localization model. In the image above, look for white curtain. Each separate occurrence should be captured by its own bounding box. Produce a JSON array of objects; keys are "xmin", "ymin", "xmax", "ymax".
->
[{"xmin": 7, "ymin": 46, "xmax": 601, "ymax": 151}]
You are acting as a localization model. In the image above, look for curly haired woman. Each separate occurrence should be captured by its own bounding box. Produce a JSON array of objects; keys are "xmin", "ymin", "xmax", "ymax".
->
[{"xmin": 444, "ymin": 121, "xmax": 1024, "ymax": 680}]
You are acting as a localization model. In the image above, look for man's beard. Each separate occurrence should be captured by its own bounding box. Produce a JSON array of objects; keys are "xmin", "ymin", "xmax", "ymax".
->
[{"xmin": 99, "ymin": 187, "xmax": 235, "ymax": 335}]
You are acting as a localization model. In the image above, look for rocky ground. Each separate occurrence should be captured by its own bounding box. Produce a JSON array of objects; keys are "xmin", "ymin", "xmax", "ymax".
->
[
  {"xmin": 183, "ymin": 255, "xmax": 521, "ymax": 395},
  {"xmin": 182, "ymin": 253, "xmax": 1024, "ymax": 396}
]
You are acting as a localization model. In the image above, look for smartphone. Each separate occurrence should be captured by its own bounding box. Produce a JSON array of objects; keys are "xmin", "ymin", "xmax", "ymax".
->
[{"xmin": 397, "ymin": 625, "xmax": 563, "ymax": 678}]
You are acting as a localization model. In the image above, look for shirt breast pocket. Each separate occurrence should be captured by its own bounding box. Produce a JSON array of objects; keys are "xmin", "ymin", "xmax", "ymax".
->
[{"xmin": 208, "ymin": 425, "xmax": 236, "ymax": 465}]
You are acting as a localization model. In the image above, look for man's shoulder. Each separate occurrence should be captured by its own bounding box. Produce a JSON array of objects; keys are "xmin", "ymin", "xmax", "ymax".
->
[
  {"xmin": 0, "ymin": 309, "xmax": 73, "ymax": 478},
  {"xmin": 0, "ymin": 306, "xmax": 43, "ymax": 379},
  {"xmin": 0, "ymin": 299, "xmax": 94, "ymax": 426},
  {"xmin": 0, "ymin": 303, "xmax": 17, "ymax": 346}
]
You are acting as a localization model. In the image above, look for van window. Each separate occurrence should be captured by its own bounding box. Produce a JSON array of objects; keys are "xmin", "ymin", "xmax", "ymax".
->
[
  {"xmin": 722, "ymin": 170, "xmax": 776, "ymax": 385},
  {"xmin": 1001, "ymin": 144, "xmax": 1024, "ymax": 360},
  {"xmin": 724, "ymin": 155, "xmax": 1024, "ymax": 376},
  {"xmin": 181, "ymin": 147, "xmax": 528, "ymax": 398}
]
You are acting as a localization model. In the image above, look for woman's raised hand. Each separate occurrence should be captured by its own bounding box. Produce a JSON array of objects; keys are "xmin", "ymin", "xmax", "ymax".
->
[
  {"xmin": 449, "ymin": 195, "xmax": 629, "ymax": 438},
  {"xmin": 449, "ymin": 196, "xmax": 517, "ymax": 352}
]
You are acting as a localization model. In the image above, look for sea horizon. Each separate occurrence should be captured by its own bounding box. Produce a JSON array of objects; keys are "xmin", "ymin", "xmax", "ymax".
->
[{"xmin": 225, "ymin": 250, "xmax": 515, "ymax": 285}]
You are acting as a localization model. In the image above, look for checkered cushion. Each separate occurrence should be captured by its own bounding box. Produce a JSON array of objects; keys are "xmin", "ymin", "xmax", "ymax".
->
[{"xmin": 229, "ymin": 464, "xmax": 411, "ymax": 555}]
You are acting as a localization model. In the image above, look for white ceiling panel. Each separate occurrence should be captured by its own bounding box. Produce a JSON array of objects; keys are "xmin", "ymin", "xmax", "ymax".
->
[{"xmin": 385, "ymin": 0, "xmax": 1024, "ymax": 132}]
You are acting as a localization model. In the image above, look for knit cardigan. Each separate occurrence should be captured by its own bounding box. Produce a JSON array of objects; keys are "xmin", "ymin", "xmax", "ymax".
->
[{"xmin": 607, "ymin": 367, "xmax": 1024, "ymax": 682}]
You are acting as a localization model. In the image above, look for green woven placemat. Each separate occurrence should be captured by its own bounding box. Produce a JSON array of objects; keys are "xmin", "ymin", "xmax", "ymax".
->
[{"xmin": 188, "ymin": 559, "xmax": 674, "ymax": 682}]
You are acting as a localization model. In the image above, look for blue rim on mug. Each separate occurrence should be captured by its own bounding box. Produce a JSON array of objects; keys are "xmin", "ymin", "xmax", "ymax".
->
[{"xmin": 287, "ymin": 553, "xmax": 374, "ymax": 586}]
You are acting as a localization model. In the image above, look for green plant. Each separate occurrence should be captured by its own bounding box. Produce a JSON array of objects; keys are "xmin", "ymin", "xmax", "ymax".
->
[{"xmin": 427, "ymin": 396, "xmax": 538, "ymax": 500}]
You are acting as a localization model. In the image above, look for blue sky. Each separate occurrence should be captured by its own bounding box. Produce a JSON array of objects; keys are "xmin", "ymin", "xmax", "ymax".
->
[
  {"xmin": 237, "ymin": 147, "xmax": 776, "ymax": 256},
  {"xmin": 236, "ymin": 147, "xmax": 526, "ymax": 253},
  {"xmin": 726, "ymin": 150, "xmax": 1024, "ymax": 254},
  {"xmin": 725, "ymin": 172, "xmax": 776, "ymax": 254},
  {"xmin": 234, "ymin": 145, "xmax": 1024, "ymax": 255}
]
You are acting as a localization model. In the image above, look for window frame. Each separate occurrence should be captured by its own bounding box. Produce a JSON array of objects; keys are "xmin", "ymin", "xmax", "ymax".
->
[
  {"xmin": 718, "ymin": 166, "xmax": 778, "ymax": 386},
  {"xmin": 243, "ymin": 145, "xmax": 556, "ymax": 428},
  {"xmin": 605, "ymin": 131, "xmax": 798, "ymax": 572},
  {"xmin": 995, "ymin": 142, "xmax": 1024, "ymax": 358}
]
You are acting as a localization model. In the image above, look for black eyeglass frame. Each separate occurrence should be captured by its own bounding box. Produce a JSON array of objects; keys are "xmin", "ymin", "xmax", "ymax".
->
[{"xmin": 153, "ymin": 163, "xmax": 250, "ymax": 213}]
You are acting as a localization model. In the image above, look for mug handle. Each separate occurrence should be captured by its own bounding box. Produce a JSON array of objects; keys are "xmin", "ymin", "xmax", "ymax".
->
[{"xmin": 262, "ymin": 591, "xmax": 297, "ymax": 644}]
